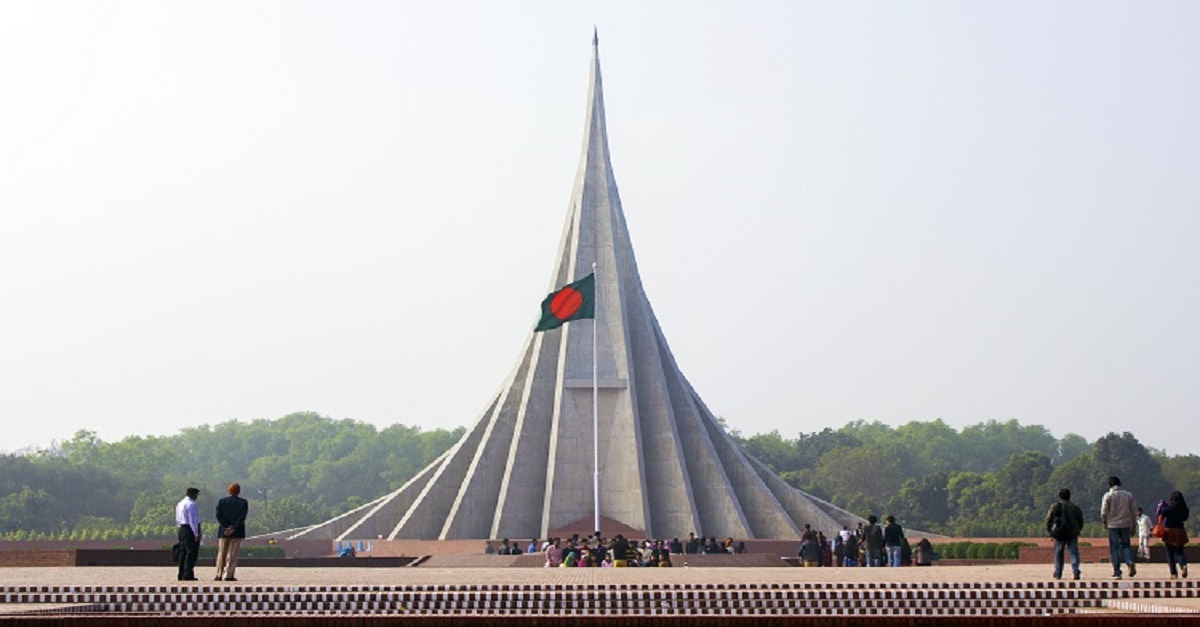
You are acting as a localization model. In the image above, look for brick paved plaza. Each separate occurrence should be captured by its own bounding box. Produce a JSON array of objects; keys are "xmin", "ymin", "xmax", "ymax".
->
[
  {"xmin": 0, "ymin": 562, "xmax": 1193, "ymax": 587},
  {"xmin": 4, "ymin": 563, "xmax": 1200, "ymax": 623}
]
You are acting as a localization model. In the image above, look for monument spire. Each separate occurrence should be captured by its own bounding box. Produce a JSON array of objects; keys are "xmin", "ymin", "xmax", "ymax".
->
[{"xmin": 290, "ymin": 37, "xmax": 862, "ymax": 541}]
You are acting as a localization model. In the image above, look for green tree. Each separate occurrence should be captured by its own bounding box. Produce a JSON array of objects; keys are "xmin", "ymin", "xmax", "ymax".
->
[
  {"xmin": 898, "ymin": 471, "xmax": 951, "ymax": 530},
  {"xmin": 1092, "ymin": 432, "xmax": 1172, "ymax": 505},
  {"xmin": 795, "ymin": 428, "xmax": 862, "ymax": 469},
  {"xmin": 742, "ymin": 430, "xmax": 799, "ymax": 474},
  {"xmin": 891, "ymin": 420, "xmax": 966, "ymax": 475},
  {"xmin": 254, "ymin": 495, "xmax": 319, "ymax": 536},
  {"xmin": 947, "ymin": 472, "xmax": 993, "ymax": 519},
  {"xmin": 1160, "ymin": 455, "xmax": 1200, "ymax": 499},
  {"xmin": 58, "ymin": 430, "xmax": 104, "ymax": 466},
  {"xmin": 129, "ymin": 488, "xmax": 181, "ymax": 528},
  {"xmin": 807, "ymin": 444, "xmax": 911, "ymax": 515},
  {"xmin": 0, "ymin": 487, "xmax": 53, "ymax": 533},
  {"xmin": 1056, "ymin": 433, "xmax": 1090, "ymax": 466},
  {"xmin": 959, "ymin": 420, "xmax": 1058, "ymax": 473},
  {"xmin": 994, "ymin": 451, "xmax": 1054, "ymax": 512},
  {"xmin": 1044, "ymin": 453, "xmax": 1106, "ymax": 518}
]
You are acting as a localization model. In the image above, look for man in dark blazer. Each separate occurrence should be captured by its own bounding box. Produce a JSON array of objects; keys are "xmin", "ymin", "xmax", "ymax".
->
[{"xmin": 214, "ymin": 482, "xmax": 249, "ymax": 581}]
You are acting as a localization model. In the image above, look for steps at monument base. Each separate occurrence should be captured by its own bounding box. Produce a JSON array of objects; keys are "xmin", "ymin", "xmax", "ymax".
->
[
  {"xmin": 4, "ymin": 581, "xmax": 1199, "ymax": 618},
  {"xmin": 0, "ymin": 603, "xmax": 106, "ymax": 616},
  {"xmin": 417, "ymin": 554, "xmax": 526, "ymax": 568},
  {"xmin": 1101, "ymin": 598, "xmax": 1200, "ymax": 613}
]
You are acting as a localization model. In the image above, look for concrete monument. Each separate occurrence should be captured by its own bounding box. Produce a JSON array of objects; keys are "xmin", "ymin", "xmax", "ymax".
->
[{"xmin": 290, "ymin": 34, "xmax": 861, "ymax": 541}]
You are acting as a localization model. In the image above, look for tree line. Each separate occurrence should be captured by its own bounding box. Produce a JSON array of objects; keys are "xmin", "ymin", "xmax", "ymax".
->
[
  {"xmin": 2, "ymin": 413, "xmax": 1197, "ymax": 540},
  {"xmin": 0, "ymin": 412, "xmax": 462, "ymax": 540},
  {"xmin": 735, "ymin": 419, "xmax": 1200, "ymax": 537}
]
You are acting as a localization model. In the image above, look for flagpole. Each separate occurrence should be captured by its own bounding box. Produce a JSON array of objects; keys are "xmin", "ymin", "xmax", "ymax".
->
[{"xmin": 592, "ymin": 261, "xmax": 600, "ymax": 536}]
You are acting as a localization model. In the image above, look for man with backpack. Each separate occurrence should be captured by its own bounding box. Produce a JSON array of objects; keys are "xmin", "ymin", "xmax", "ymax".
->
[{"xmin": 1046, "ymin": 488, "xmax": 1085, "ymax": 580}]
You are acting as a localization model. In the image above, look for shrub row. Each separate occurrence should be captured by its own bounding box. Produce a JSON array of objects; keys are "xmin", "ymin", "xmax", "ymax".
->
[
  {"xmin": 194, "ymin": 544, "xmax": 286, "ymax": 558},
  {"xmin": 933, "ymin": 541, "xmax": 1037, "ymax": 560}
]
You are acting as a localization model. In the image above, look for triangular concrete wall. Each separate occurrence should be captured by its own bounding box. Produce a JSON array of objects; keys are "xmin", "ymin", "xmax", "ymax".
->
[{"xmin": 291, "ymin": 35, "xmax": 862, "ymax": 541}]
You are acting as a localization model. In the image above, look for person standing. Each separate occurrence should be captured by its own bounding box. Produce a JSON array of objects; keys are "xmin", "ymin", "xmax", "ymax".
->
[
  {"xmin": 852, "ymin": 522, "xmax": 865, "ymax": 566},
  {"xmin": 882, "ymin": 515, "xmax": 904, "ymax": 567},
  {"xmin": 798, "ymin": 532, "xmax": 821, "ymax": 567},
  {"xmin": 844, "ymin": 532, "xmax": 860, "ymax": 567},
  {"xmin": 1135, "ymin": 507, "xmax": 1153, "ymax": 562},
  {"xmin": 796, "ymin": 533, "xmax": 825, "ymax": 564},
  {"xmin": 214, "ymin": 482, "xmax": 248, "ymax": 582},
  {"xmin": 1046, "ymin": 488, "xmax": 1085, "ymax": 580},
  {"xmin": 545, "ymin": 538, "xmax": 563, "ymax": 567},
  {"xmin": 174, "ymin": 487, "xmax": 202, "ymax": 581},
  {"xmin": 914, "ymin": 538, "xmax": 934, "ymax": 567},
  {"xmin": 1159, "ymin": 491, "xmax": 1190, "ymax": 579},
  {"xmin": 863, "ymin": 515, "xmax": 884, "ymax": 567},
  {"xmin": 1100, "ymin": 476, "xmax": 1138, "ymax": 578}
]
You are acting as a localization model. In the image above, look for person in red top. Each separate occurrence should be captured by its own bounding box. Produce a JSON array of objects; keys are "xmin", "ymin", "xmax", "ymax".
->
[{"xmin": 1158, "ymin": 491, "xmax": 1190, "ymax": 579}]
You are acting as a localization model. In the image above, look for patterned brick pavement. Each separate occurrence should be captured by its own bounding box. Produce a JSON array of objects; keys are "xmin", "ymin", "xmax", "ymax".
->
[
  {"xmin": 0, "ymin": 562, "xmax": 1196, "ymax": 587},
  {"xmin": 4, "ymin": 563, "xmax": 1200, "ymax": 622}
]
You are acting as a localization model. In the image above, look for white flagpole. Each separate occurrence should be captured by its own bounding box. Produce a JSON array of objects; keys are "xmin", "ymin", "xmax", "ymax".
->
[{"xmin": 592, "ymin": 261, "xmax": 600, "ymax": 536}]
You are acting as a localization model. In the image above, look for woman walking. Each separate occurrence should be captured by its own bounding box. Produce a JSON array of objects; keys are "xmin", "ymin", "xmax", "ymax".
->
[{"xmin": 1159, "ymin": 491, "xmax": 1190, "ymax": 579}]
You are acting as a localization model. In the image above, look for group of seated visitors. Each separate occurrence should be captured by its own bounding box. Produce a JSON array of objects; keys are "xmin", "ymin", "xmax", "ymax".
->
[
  {"xmin": 685, "ymin": 533, "xmax": 747, "ymax": 555},
  {"xmin": 545, "ymin": 534, "xmax": 665, "ymax": 567},
  {"xmin": 483, "ymin": 538, "xmax": 528, "ymax": 555},
  {"xmin": 545, "ymin": 532, "xmax": 748, "ymax": 567},
  {"xmin": 484, "ymin": 532, "xmax": 748, "ymax": 567}
]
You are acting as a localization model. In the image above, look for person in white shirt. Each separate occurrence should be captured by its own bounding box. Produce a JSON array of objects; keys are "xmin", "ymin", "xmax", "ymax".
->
[
  {"xmin": 1135, "ymin": 507, "xmax": 1153, "ymax": 561},
  {"xmin": 174, "ymin": 487, "xmax": 202, "ymax": 581},
  {"xmin": 1100, "ymin": 475, "xmax": 1138, "ymax": 579}
]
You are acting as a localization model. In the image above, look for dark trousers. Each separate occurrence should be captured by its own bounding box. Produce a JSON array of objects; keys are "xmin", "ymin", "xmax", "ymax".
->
[
  {"xmin": 1053, "ymin": 538, "xmax": 1081, "ymax": 579},
  {"xmin": 1166, "ymin": 542, "xmax": 1189, "ymax": 576},
  {"xmin": 177, "ymin": 525, "xmax": 199, "ymax": 580}
]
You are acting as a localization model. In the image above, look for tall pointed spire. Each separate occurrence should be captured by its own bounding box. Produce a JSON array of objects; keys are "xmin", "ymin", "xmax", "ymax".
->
[{"xmin": 291, "ymin": 37, "xmax": 861, "ymax": 541}]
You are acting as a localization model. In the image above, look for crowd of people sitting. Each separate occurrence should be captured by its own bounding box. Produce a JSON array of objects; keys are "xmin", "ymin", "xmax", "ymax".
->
[
  {"xmin": 484, "ymin": 532, "xmax": 747, "ymax": 567},
  {"xmin": 483, "ymin": 519, "xmax": 934, "ymax": 568}
]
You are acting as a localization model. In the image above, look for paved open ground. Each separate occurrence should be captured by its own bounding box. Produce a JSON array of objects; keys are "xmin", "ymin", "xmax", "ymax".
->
[
  {"xmin": 0, "ymin": 562, "xmax": 1191, "ymax": 587},
  {"xmin": 5, "ymin": 563, "xmax": 1200, "ymax": 622}
]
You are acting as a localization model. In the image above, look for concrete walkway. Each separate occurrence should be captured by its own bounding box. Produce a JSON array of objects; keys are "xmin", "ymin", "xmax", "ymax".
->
[
  {"xmin": 0, "ymin": 562, "xmax": 1192, "ymax": 587},
  {"xmin": 5, "ymin": 563, "xmax": 1200, "ymax": 619}
]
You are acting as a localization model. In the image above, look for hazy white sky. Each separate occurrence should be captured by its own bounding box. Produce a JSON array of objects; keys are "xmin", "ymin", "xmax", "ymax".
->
[{"xmin": 2, "ymin": 2, "xmax": 1197, "ymax": 456}]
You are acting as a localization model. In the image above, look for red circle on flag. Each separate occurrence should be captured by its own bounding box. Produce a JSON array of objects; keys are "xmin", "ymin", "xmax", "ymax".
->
[{"xmin": 549, "ymin": 287, "xmax": 583, "ymax": 320}]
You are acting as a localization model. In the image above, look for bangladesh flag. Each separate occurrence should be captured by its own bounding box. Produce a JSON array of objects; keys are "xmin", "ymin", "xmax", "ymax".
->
[{"xmin": 535, "ymin": 273, "xmax": 596, "ymax": 332}]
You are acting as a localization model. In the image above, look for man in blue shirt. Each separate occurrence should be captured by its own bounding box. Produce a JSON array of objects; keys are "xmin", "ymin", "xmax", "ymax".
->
[{"xmin": 174, "ymin": 487, "xmax": 202, "ymax": 581}]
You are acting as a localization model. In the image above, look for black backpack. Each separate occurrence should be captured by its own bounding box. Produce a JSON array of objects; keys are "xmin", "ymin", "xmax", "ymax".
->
[{"xmin": 1048, "ymin": 503, "xmax": 1070, "ymax": 540}]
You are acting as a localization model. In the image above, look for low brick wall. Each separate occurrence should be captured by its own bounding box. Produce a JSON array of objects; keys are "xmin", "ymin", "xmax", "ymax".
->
[
  {"xmin": 74, "ymin": 550, "xmax": 174, "ymax": 567},
  {"xmin": 0, "ymin": 549, "xmax": 75, "ymax": 567},
  {"xmin": 1019, "ymin": 544, "xmax": 1200, "ymax": 565},
  {"xmin": 1, "ymin": 549, "xmax": 416, "ymax": 568},
  {"xmin": 0, "ymin": 539, "xmax": 335, "ymax": 559}
]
